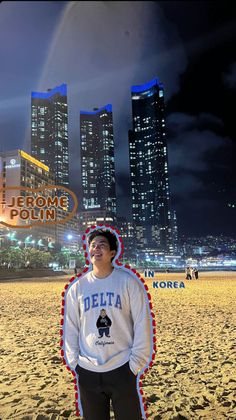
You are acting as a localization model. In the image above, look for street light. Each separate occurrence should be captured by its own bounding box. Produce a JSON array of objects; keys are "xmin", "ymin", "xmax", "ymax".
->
[
  {"xmin": 25, "ymin": 235, "xmax": 32, "ymax": 247},
  {"xmin": 37, "ymin": 239, "xmax": 44, "ymax": 249},
  {"xmin": 7, "ymin": 231, "xmax": 17, "ymax": 241}
]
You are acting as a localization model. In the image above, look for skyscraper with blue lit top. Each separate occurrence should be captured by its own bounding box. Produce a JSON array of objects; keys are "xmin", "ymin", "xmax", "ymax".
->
[
  {"xmin": 80, "ymin": 105, "xmax": 117, "ymax": 217},
  {"xmin": 129, "ymin": 78, "xmax": 174, "ymax": 253},
  {"xmin": 31, "ymin": 84, "xmax": 69, "ymax": 188}
]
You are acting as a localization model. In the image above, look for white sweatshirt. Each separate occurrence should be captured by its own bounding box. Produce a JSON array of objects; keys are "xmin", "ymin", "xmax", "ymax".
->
[{"xmin": 64, "ymin": 267, "xmax": 152, "ymax": 375}]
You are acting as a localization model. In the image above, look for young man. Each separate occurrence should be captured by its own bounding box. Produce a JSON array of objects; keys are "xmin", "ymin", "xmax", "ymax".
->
[{"xmin": 64, "ymin": 229, "xmax": 152, "ymax": 420}]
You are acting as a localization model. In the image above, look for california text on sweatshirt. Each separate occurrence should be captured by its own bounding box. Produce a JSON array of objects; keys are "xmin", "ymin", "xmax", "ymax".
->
[{"xmin": 64, "ymin": 268, "xmax": 152, "ymax": 375}]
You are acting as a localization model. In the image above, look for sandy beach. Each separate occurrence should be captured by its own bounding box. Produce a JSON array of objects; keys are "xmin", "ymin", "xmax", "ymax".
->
[{"xmin": 0, "ymin": 271, "xmax": 235, "ymax": 419}]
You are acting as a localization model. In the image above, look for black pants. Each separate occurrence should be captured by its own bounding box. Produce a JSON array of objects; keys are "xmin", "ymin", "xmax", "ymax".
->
[{"xmin": 76, "ymin": 362, "xmax": 143, "ymax": 420}]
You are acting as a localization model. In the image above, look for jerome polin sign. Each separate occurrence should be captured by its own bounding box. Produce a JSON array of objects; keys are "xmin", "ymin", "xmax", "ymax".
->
[
  {"xmin": 6, "ymin": 195, "xmax": 68, "ymax": 221},
  {"xmin": 0, "ymin": 185, "xmax": 78, "ymax": 228}
]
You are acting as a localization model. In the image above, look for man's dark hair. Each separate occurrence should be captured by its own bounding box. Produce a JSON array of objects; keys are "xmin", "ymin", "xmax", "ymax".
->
[{"xmin": 88, "ymin": 229, "xmax": 118, "ymax": 252}]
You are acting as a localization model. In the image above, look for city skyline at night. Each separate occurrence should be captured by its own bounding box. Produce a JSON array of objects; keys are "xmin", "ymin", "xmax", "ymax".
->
[{"xmin": 0, "ymin": 1, "xmax": 236, "ymax": 238}]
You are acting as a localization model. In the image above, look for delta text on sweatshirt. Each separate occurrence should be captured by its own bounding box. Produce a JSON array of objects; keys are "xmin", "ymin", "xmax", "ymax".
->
[{"xmin": 64, "ymin": 267, "xmax": 152, "ymax": 375}]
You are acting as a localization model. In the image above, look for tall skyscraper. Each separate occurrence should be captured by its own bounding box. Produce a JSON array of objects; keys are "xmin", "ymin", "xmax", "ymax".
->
[
  {"xmin": 129, "ymin": 78, "xmax": 174, "ymax": 253},
  {"xmin": 80, "ymin": 105, "xmax": 117, "ymax": 218},
  {"xmin": 31, "ymin": 83, "xmax": 69, "ymax": 188}
]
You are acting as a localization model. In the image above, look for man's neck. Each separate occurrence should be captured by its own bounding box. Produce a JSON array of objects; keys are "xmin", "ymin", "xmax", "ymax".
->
[{"xmin": 92, "ymin": 265, "xmax": 114, "ymax": 279}]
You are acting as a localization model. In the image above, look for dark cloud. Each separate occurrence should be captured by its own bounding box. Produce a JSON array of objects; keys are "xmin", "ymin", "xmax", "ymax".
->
[
  {"xmin": 170, "ymin": 173, "xmax": 203, "ymax": 197},
  {"xmin": 167, "ymin": 112, "xmax": 223, "ymax": 134},
  {"xmin": 167, "ymin": 112, "xmax": 232, "ymax": 199},
  {"xmin": 223, "ymin": 62, "xmax": 236, "ymax": 89}
]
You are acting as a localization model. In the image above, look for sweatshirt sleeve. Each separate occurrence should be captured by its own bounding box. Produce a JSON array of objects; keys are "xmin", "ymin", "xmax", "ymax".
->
[
  {"xmin": 128, "ymin": 276, "xmax": 152, "ymax": 375},
  {"xmin": 64, "ymin": 283, "xmax": 80, "ymax": 371}
]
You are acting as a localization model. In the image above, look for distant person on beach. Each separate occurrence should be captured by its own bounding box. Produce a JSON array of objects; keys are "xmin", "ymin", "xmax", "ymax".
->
[
  {"xmin": 194, "ymin": 268, "xmax": 199, "ymax": 279},
  {"xmin": 190, "ymin": 267, "xmax": 195, "ymax": 280},
  {"xmin": 64, "ymin": 228, "xmax": 152, "ymax": 420},
  {"xmin": 185, "ymin": 266, "xmax": 192, "ymax": 280},
  {"xmin": 74, "ymin": 266, "xmax": 77, "ymax": 275}
]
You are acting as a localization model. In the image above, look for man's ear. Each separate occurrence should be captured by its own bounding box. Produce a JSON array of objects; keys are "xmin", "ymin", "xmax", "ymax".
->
[{"xmin": 110, "ymin": 250, "xmax": 116, "ymax": 258}]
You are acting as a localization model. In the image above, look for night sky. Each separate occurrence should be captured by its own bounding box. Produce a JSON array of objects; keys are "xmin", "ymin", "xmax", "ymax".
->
[{"xmin": 0, "ymin": 1, "xmax": 235, "ymax": 238}]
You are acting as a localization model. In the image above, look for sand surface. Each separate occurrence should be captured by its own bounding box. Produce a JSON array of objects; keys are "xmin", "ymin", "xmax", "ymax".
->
[{"xmin": 0, "ymin": 272, "xmax": 235, "ymax": 420}]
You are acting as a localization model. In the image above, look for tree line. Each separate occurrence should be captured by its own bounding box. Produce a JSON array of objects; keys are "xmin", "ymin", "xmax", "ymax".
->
[{"xmin": 0, "ymin": 246, "xmax": 85, "ymax": 269}]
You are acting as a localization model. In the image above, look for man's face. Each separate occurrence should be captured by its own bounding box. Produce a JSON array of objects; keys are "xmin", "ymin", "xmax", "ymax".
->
[{"xmin": 89, "ymin": 236, "xmax": 116, "ymax": 265}]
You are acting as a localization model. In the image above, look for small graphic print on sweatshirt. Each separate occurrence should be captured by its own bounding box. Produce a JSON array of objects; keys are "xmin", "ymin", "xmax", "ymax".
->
[{"xmin": 96, "ymin": 309, "xmax": 112, "ymax": 338}]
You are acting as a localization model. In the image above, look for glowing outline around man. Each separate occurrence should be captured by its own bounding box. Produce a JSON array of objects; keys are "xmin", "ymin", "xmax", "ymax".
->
[{"xmin": 60, "ymin": 224, "xmax": 156, "ymax": 419}]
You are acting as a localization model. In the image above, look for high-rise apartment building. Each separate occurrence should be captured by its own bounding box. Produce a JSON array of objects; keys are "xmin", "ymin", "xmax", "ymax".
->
[
  {"xmin": 0, "ymin": 149, "xmax": 56, "ymax": 239},
  {"xmin": 80, "ymin": 105, "xmax": 117, "ymax": 217},
  {"xmin": 129, "ymin": 78, "xmax": 174, "ymax": 253},
  {"xmin": 116, "ymin": 216, "xmax": 135, "ymax": 260},
  {"xmin": 0, "ymin": 149, "xmax": 80, "ymax": 247},
  {"xmin": 31, "ymin": 83, "xmax": 69, "ymax": 188}
]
